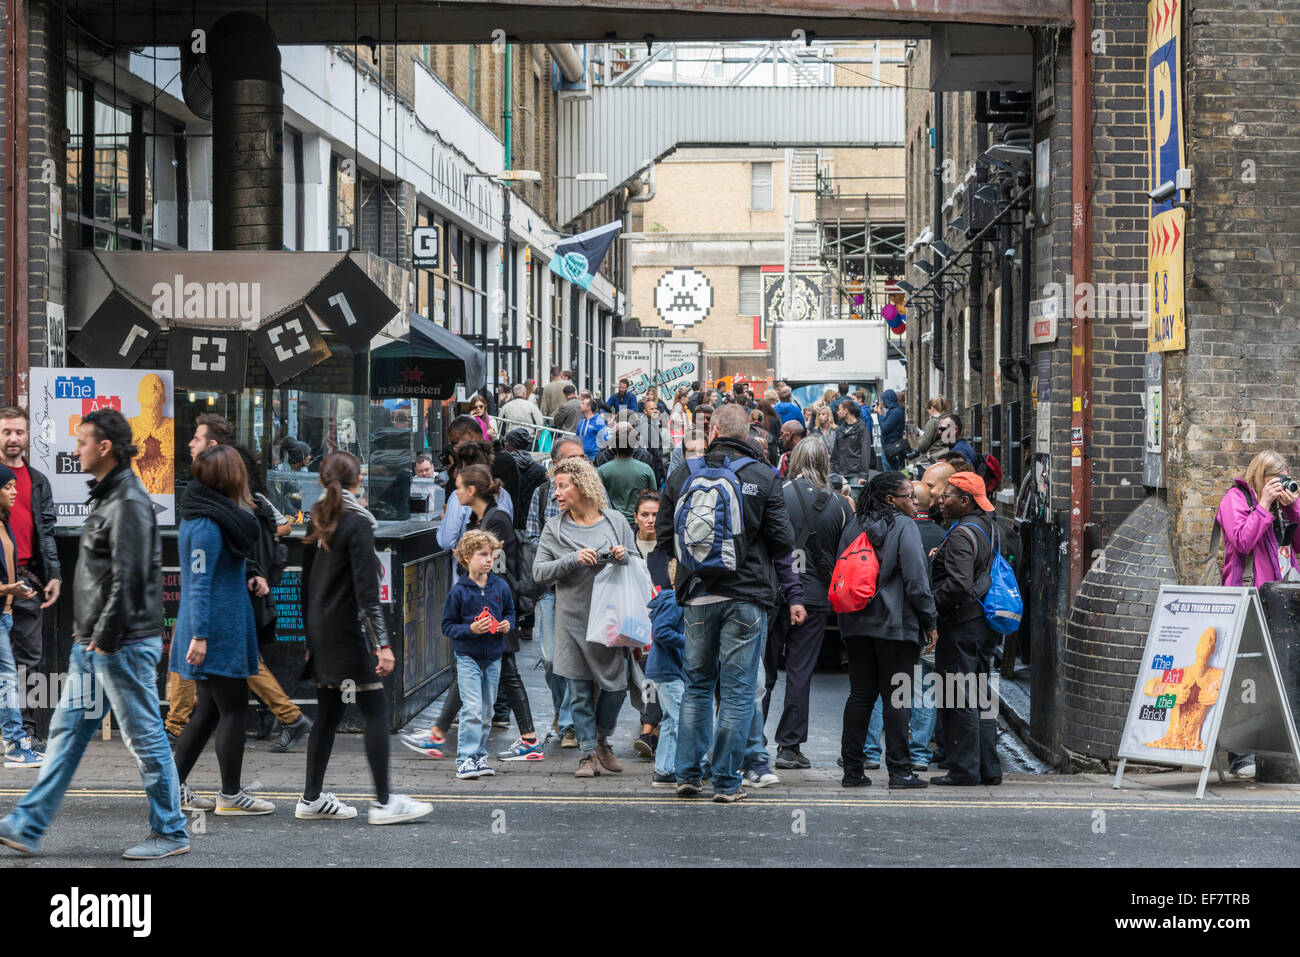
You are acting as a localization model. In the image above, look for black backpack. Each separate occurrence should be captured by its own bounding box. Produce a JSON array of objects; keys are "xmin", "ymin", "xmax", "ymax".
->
[{"xmin": 250, "ymin": 496, "xmax": 289, "ymax": 636}]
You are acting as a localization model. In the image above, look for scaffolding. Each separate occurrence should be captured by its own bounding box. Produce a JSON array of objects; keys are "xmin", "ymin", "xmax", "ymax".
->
[{"xmin": 814, "ymin": 172, "xmax": 905, "ymax": 322}]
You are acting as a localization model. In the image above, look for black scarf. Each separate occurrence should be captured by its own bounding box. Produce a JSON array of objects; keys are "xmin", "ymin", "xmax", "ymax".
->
[{"xmin": 181, "ymin": 481, "xmax": 259, "ymax": 559}]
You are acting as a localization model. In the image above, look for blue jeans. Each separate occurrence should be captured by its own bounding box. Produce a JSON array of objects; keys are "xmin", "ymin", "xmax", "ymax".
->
[
  {"xmin": 536, "ymin": 593, "xmax": 573, "ymax": 732},
  {"xmin": 0, "ymin": 613, "xmax": 24, "ymax": 746},
  {"xmin": 652, "ymin": 678, "xmax": 684, "ymax": 777},
  {"xmin": 864, "ymin": 661, "xmax": 940, "ymax": 767},
  {"xmin": 2, "ymin": 638, "xmax": 187, "ymax": 850},
  {"xmin": 678, "ymin": 600, "xmax": 765, "ymax": 794},
  {"xmin": 744, "ymin": 611, "xmax": 772, "ymax": 770},
  {"xmin": 455, "ymin": 654, "xmax": 501, "ymax": 762},
  {"xmin": 567, "ymin": 678, "xmax": 626, "ymax": 753}
]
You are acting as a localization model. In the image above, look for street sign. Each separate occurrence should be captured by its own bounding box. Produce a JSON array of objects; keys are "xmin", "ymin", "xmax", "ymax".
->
[
  {"xmin": 1146, "ymin": 0, "xmax": 1186, "ymax": 352},
  {"xmin": 1115, "ymin": 585, "xmax": 1300, "ymax": 798},
  {"xmin": 412, "ymin": 225, "xmax": 440, "ymax": 269}
]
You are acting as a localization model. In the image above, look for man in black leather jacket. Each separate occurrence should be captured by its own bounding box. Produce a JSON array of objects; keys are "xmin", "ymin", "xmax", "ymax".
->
[{"xmin": 0, "ymin": 408, "xmax": 189, "ymax": 860}]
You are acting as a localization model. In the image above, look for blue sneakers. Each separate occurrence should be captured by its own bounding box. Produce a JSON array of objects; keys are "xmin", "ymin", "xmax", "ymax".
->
[
  {"xmin": 122, "ymin": 833, "xmax": 190, "ymax": 860},
  {"xmin": 0, "ymin": 817, "xmax": 34, "ymax": 855},
  {"xmin": 3, "ymin": 745, "xmax": 43, "ymax": 770},
  {"xmin": 497, "ymin": 736, "xmax": 545, "ymax": 761},
  {"xmin": 455, "ymin": 758, "xmax": 480, "ymax": 780}
]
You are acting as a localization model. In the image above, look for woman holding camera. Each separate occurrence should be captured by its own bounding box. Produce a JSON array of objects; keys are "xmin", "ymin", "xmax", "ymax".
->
[
  {"xmin": 533, "ymin": 457, "xmax": 638, "ymax": 778},
  {"xmin": 1215, "ymin": 450, "xmax": 1300, "ymax": 586}
]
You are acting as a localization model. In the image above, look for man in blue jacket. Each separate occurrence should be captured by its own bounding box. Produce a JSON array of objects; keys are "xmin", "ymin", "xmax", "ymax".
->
[
  {"xmin": 575, "ymin": 396, "xmax": 610, "ymax": 461},
  {"xmin": 607, "ymin": 379, "xmax": 641, "ymax": 416},
  {"xmin": 879, "ymin": 389, "xmax": 907, "ymax": 468}
]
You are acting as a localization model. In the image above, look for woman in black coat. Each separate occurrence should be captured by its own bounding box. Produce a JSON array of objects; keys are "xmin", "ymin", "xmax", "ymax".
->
[
  {"xmin": 837, "ymin": 471, "xmax": 938, "ymax": 791},
  {"xmin": 299, "ymin": 451, "xmax": 431, "ymax": 825}
]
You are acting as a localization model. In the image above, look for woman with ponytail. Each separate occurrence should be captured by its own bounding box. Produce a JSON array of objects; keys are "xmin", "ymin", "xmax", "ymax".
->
[
  {"xmin": 171, "ymin": 445, "xmax": 272, "ymax": 816},
  {"xmin": 834, "ymin": 471, "xmax": 938, "ymax": 790},
  {"xmin": 299, "ymin": 451, "xmax": 431, "ymax": 825}
]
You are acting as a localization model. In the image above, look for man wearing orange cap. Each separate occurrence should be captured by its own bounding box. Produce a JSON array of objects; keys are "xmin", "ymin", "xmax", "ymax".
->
[{"xmin": 928, "ymin": 471, "xmax": 1003, "ymax": 786}]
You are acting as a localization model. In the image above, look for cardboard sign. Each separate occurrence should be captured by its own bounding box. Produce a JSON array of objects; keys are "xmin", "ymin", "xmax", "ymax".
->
[
  {"xmin": 166, "ymin": 327, "xmax": 249, "ymax": 393},
  {"xmin": 251, "ymin": 305, "xmax": 332, "ymax": 385},
  {"xmin": 304, "ymin": 255, "xmax": 400, "ymax": 353},
  {"xmin": 68, "ymin": 291, "xmax": 161, "ymax": 368},
  {"xmin": 1115, "ymin": 585, "xmax": 1300, "ymax": 798}
]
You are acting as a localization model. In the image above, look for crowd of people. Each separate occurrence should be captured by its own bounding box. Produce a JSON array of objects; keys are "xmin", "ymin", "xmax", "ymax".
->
[{"xmin": 6, "ymin": 366, "xmax": 1288, "ymax": 858}]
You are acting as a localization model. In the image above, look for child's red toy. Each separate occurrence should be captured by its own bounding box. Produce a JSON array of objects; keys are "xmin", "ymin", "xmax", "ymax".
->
[{"xmin": 474, "ymin": 606, "xmax": 501, "ymax": 634}]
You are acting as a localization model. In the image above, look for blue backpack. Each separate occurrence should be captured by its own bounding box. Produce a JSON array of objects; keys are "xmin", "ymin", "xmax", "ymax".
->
[
  {"xmin": 945, "ymin": 520, "xmax": 1023, "ymax": 634},
  {"xmin": 673, "ymin": 455, "xmax": 748, "ymax": 573}
]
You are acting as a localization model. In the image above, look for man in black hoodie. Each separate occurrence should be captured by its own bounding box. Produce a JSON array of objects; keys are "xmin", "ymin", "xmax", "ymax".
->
[
  {"xmin": 654, "ymin": 404, "xmax": 796, "ymax": 803},
  {"xmin": 929, "ymin": 471, "xmax": 1003, "ymax": 786}
]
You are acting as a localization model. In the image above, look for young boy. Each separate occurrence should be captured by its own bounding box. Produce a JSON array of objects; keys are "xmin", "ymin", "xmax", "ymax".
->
[
  {"xmin": 645, "ymin": 550, "xmax": 686, "ymax": 787},
  {"xmin": 441, "ymin": 530, "xmax": 516, "ymax": 780}
]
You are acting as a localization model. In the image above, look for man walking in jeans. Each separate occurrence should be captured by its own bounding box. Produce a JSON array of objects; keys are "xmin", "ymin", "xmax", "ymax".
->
[
  {"xmin": 0, "ymin": 409, "xmax": 189, "ymax": 859},
  {"xmin": 654, "ymin": 404, "xmax": 795, "ymax": 803}
]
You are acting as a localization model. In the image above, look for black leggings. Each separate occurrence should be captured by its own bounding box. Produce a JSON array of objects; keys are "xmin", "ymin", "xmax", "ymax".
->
[
  {"xmin": 437, "ymin": 653, "xmax": 535, "ymax": 737},
  {"xmin": 173, "ymin": 676, "xmax": 249, "ymax": 796},
  {"xmin": 304, "ymin": 687, "xmax": 390, "ymax": 805}
]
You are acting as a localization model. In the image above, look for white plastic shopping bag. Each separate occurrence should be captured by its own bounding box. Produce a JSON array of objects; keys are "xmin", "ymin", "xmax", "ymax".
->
[{"xmin": 585, "ymin": 556, "xmax": 654, "ymax": 649}]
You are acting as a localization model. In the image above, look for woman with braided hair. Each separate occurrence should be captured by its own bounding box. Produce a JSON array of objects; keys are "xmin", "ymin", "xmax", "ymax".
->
[{"xmin": 835, "ymin": 471, "xmax": 938, "ymax": 790}]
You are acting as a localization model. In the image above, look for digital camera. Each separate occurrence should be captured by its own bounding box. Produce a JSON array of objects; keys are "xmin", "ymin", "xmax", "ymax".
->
[{"xmin": 1281, "ymin": 475, "xmax": 1300, "ymax": 496}]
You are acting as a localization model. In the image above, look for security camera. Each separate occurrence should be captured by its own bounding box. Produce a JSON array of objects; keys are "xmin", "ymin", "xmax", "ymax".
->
[{"xmin": 1148, "ymin": 180, "xmax": 1177, "ymax": 202}]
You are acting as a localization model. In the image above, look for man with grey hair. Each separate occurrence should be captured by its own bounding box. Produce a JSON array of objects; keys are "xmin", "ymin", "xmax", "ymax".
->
[
  {"xmin": 765, "ymin": 437, "xmax": 855, "ymax": 769},
  {"xmin": 499, "ymin": 383, "xmax": 545, "ymax": 436},
  {"xmin": 654, "ymin": 402, "xmax": 799, "ymax": 802}
]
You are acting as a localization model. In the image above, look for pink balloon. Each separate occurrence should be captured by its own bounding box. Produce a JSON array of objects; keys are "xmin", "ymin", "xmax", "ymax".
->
[{"xmin": 881, "ymin": 303, "xmax": 898, "ymax": 321}]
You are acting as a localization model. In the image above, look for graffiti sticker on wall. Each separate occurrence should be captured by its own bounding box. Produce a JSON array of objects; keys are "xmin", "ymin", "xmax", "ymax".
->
[{"xmin": 654, "ymin": 268, "xmax": 713, "ymax": 328}]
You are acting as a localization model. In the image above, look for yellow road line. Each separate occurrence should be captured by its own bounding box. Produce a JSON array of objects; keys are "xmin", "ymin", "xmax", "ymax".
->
[{"xmin": 2, "ymin": 788, "xmax": 1298, "ymax": 813}]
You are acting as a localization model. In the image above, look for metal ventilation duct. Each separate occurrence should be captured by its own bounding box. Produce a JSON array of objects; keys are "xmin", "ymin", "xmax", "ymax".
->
[{"xmin": 205, "ymin": 12, "xmax": 284, "ymax": 251}]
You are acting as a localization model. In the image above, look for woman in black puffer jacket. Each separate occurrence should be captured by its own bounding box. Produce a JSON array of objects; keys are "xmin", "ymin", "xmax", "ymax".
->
[{"xmin": 836, "ymin": 472, "xmax": 938, "ymax": 790}]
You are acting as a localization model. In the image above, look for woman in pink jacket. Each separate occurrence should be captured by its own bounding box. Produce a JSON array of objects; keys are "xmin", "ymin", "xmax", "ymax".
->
[{"xmin": 1216, "ymin": 450, "xmax": 1300, "ymax": 587}]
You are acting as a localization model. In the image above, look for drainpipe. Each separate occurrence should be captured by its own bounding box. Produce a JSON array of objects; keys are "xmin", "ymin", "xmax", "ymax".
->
[
  {"xmin": 546, "ymin": 43, "xmax": 584, "ymax": 84},
  {"xmin": 4, "ymin": 0, "xmax": 30, "ymax": 406},
  {"xmin": 931, "ymin": 91, "xmax": 944, "ymax": 372},
  {"xmin": 1069, "ymin": 0, "xmax": 1094, "ymax": 597}
]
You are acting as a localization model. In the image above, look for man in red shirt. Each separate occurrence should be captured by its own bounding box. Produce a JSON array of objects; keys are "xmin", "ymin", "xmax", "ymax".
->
[{"xmin": 0, "ymin": 408, "xmax": 62, "ymax": 749}]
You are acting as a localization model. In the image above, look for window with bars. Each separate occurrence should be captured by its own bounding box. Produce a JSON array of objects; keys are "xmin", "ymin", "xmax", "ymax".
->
[
  {"xmin": 750, "ymin": 161, "xmax": 773, "ymax": 211},
  {"xmin": 738, "ymin": 267, "xmax": 762, "ymax": 316}
]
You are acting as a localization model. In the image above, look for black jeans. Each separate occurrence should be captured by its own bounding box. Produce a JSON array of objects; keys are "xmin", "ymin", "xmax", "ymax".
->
[
  {"xmin": 842, "ymin": 637, "xmax": 918, "ymax": 778},
  {"xmin": 9, "ymin": 588, "xmax": 43, "ymax": 738},
  {"xmin": 764, "ymin": 607, "xmax": 829, "ymax": 749},
  {"xmin": 935, "ymin": 616, "xmax": 1002, "ymax": 783}
]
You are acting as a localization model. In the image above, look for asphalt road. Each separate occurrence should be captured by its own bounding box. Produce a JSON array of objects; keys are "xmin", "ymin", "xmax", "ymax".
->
[{"xmin": 4, "ymin": 789, "xmax": 1298, "ymax": 868}]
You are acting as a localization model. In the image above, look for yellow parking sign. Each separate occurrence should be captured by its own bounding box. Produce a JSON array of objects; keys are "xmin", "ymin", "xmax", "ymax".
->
[{"xmin": 1148, "ymin": 208, "xmax": 1185, "ymax": 352}]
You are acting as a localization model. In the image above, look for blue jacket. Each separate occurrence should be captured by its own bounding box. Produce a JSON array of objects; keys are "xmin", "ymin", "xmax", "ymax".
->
[
  {"xmin": 607, "ymin": 391, "xmax": 640, "ymax": 415},
  {"xmin": 773, "ymin": 401, "xmax": 803, "ymax": 426},
  {"xmin": 170, "ymin": 517, "xmax": 259, "ymax": 680},
  {"xmin": 576, "ymin": 413, "xmax": 609, "ymax": 460},
  {"xmin": 441, "ymin": 572, "xmax": 516, "ymax": 661},
  {"xmin": 879, "ymin": 390, "xmax": 906, "ymax": 448},
  {"xmin": 645, "ymin": 588, "xmax": 686, "ymax": 683}
]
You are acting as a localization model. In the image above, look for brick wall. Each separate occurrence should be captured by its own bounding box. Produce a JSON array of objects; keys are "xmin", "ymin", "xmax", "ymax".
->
[{"xmin": 1166, "ymin": 0, "xmax": 1300, "ymax": 580}]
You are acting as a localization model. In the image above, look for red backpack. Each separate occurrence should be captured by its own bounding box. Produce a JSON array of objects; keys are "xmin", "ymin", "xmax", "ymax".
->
[{"xmin": 828, "ymin": 531, "xmax": 880, "ymax": 613}]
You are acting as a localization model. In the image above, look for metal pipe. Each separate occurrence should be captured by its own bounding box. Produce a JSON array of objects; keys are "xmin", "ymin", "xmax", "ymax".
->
[
  {"xmin": 932, "ymin": 91, "xmax": 944, "ymax": 371},
  {"xmin": 4, "ymin": 0, "xmax": 30, "ymax": 406},
  {"xmin": 1069, "ymin": 0, "xmax": 1094, "ymax": 597},
  {"xmin": 1000, "ymin": 222, "xmax": 1015, "ymax": 380},
  {"xmin": 1018, "ymin": 220, "xmax": 1033, "ymax": 381},
  {"xmin": 546, "ymin": 42, "xmax": 584, "ymax": 83}
]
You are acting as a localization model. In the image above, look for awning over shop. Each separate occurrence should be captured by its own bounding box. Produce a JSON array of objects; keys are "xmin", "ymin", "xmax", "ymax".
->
[
  {"xmin": 66, "ymin": 250, "xmax": 404, "ymax": 390},
  {"xmin": 369, "ymin": 314, "xmax": 486, "ymax": 401}
]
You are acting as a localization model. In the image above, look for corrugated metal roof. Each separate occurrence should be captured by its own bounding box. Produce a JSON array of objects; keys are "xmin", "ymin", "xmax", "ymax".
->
[{"xmin": 557, "ymin": 84, "xmax": 903, "ymax": 224}]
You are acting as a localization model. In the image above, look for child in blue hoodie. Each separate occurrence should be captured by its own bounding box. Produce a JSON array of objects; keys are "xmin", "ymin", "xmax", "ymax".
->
[
  {"xmin": 442, "ymin": 530, "xmax": 516, "ymax": 780},
  {"xmin": 645, "ymin": 550, "xmax": 686, "ymax": 787}
]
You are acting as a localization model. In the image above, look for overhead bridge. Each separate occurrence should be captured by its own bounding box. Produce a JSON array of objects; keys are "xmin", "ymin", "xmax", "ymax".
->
[
  {"xmin": 76, "ymin": 0, "xmax": 1070, "ymax": 46},
  {"xmin": 557, "ymin": 84, "xmax": 903, "ymax": 223}
]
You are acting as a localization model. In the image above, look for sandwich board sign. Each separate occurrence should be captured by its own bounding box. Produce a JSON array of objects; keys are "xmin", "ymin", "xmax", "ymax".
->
[{"xmin": 1114, "ymin": 584, "xmax": 1300, "ymax": 799}]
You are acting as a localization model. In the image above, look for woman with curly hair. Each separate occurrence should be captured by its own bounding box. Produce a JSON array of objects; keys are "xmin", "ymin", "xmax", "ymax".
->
[
  {"xmin": 532, "ymin": 456, "xmax": 639, "ymax": 778},
  {"xmin": 835, "ymin": 471, "xmax": 937, "ymax": 791}
]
